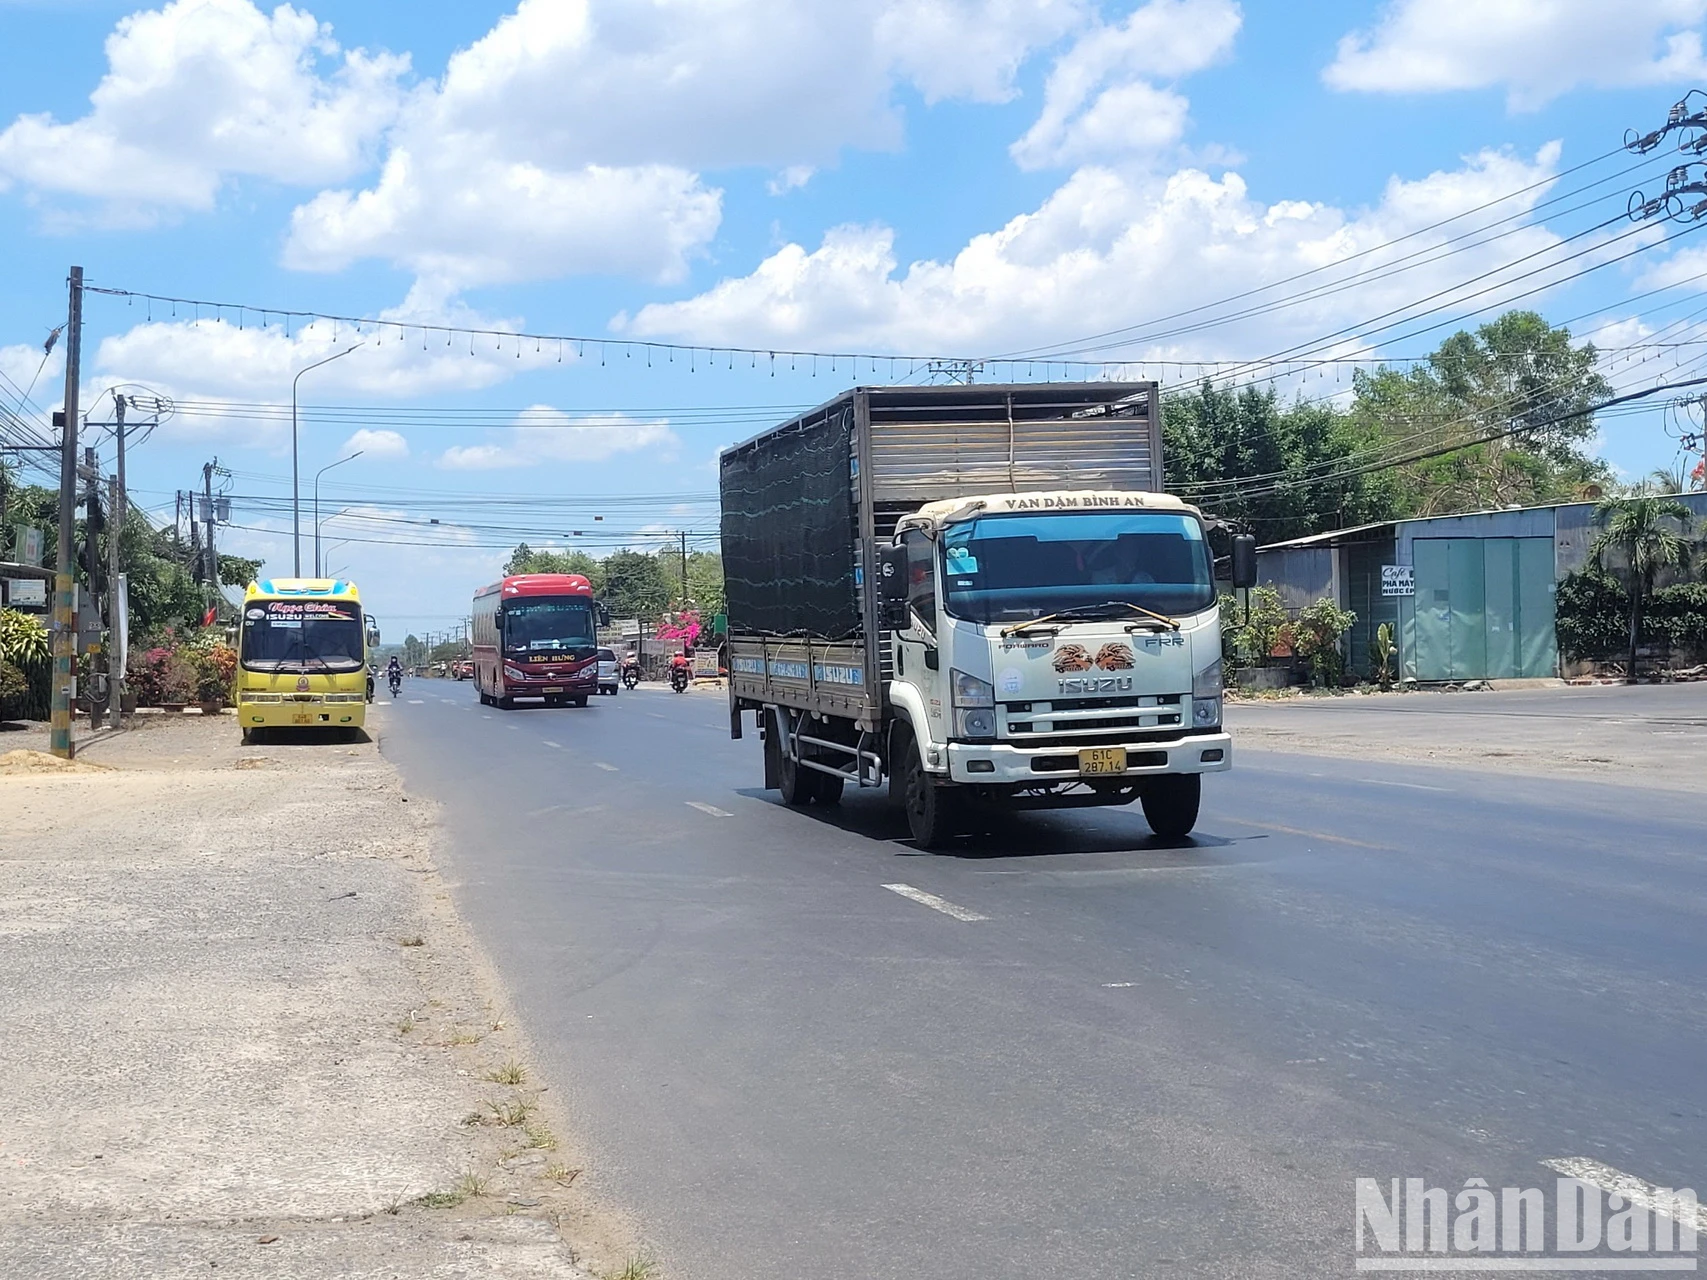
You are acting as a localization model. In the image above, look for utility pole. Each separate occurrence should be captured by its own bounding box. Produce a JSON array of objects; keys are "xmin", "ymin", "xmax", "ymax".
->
[
  {"xmin": 680, "ymin": 531, "xmax": 689, "ymax": 601},
  {"xmin": 84, "ymin": 444, "xmax": 104, "ymax": 729},
  {"xmin": 203, "ymin": 460, "xmax": 218, "ymax": 608},
  {"xmin": 110, "ymin": 395, "xmax": 126, "ymax": 725},
  {"xmin": 51, "ymin": 266, "xmax": 82, "ymax": 760}
]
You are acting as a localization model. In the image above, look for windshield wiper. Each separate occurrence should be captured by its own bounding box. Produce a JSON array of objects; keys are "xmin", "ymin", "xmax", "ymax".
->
[{"xmin": 1000, "ymin": 601, "xmax": 1179, "ymax": 636}]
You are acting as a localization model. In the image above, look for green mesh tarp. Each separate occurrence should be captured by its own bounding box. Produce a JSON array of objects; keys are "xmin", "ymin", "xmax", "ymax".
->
[{"xmin": 720, "ymin": 403, "xmax": 858, "ymax": 639}]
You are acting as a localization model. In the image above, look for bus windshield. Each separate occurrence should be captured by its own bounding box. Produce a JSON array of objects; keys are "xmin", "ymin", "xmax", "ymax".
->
[
  {"xmin": 502, "ymin": 597, "xmax": 596, "ymax": 655},
  {"xmin": 940, "ymin": 510, "xmax": 1216, "ymax": 625},
  {"xmin": 241, "ymin": 600, "xmax": 366, "ymax": 673}
]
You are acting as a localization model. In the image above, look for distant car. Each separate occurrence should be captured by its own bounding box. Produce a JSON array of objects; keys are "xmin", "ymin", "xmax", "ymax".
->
[
  {"xmin": 452, "ymin": 659, "xmax": 473, "ymax": 680},
  {"xmin": 597, "ymin": 646, "xmax": 619, "ymax": 695}
]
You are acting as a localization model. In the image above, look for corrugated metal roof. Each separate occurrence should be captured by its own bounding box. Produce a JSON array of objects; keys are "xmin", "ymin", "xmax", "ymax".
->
[{"xmin": 1258, "ymin": 521, "xmax": 1395, "ymax": 551}]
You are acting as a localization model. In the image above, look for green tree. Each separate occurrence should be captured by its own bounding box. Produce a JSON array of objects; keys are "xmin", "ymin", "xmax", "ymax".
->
[
  {"xmin": 598, "ymin": 549, "xmax": 672, "ymax": 619},
  {"xmin": 504, "ymin": 542, "xmax": 602, "ymax": 584},
  {"xmin": 1590, "ymin": 495, "xmax": 1693, "ymax": 683},
  {"xmin": 1164, "ymin": 382, "xmax": 1398, "ymax": 543},
  {"xmin": 1350, "ymin": 312, "xmax": 1613, "ymax": 515}
]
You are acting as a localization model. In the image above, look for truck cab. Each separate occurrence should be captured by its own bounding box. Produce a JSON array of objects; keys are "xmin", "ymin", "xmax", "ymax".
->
[{"xmin": 879, "ymin": 491, "xmax": 1231, "ymax": 843}]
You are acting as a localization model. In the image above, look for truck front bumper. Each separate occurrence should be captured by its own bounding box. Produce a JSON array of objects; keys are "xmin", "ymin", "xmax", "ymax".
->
[
  {"xmin": 237, "ymin": 694, "xmax": 367, "ymax": 729},
  {"xmin": 944, "ymin": 731, "xmax": 1232, "ymax": 785}
]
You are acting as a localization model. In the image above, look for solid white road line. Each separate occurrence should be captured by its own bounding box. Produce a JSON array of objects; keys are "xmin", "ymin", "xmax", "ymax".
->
[
  {"xmin": 543, "ymin": 741, "xmax": 563, "ymax": 749},
  {"xmin": 1540, "ymin": 1157, "xmax": 1707, "ymax": 1235},
  {"xmin": 1356, "ymin": 777, "xmax": 1452, "ymax": 793},
  {"xmin": 882, "ymin": 883, "xmax": 989, "ymax": 922},
  {"xmin": 686, "ymin": 801, "xmax": 733, "ymax": 817},
  {"xmin": 593, "ymin": 762, "xmax": 619, "ymax": 772}
]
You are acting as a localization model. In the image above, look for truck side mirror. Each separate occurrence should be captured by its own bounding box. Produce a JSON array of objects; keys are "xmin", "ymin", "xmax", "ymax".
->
[
  {"xmin": 1231, "ymin": 533, "xmax": 1258, "ymax": 590},
  {"xmin": 597, "ymin": 603, "xmax": 611, "ymax": 629},
  {"xmin": 878, "ymin": 544, "xmax": 909, "ymax": 630}
]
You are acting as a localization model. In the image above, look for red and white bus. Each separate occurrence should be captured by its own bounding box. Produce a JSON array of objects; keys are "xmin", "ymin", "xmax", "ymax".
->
[{"xmin": 472, "ymin": 574, "xmax": 605, "ymax": 708}]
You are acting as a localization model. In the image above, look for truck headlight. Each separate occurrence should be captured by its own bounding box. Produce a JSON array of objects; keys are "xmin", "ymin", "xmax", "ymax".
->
[
  {"xmin": 953, "ymin": 707, "xmax": 998, "ymax": 740},
  {"xmin": 1193, "ymin": 658, "xmax": 1222, "ymax": 728},
  {"xmin": 504, "ymin": 664, "xmax": 526, "ymax": 680},
  {"xmin": 950, "ymin": 669, "xmax": 995, "ymax": 708}
]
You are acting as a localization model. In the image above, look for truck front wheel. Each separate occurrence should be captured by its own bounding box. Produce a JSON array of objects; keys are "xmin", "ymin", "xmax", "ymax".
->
[
  {"xmin": 897, "ymin": 732, "xmax": 959, "ymax": 849},
  {"xmin": 1140, "ymin": 774, "xmax": 1201, "ymax": 839}
]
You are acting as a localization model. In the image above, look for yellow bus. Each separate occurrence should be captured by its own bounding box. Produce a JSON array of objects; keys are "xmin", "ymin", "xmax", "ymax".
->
[{"xmin": 234, "ymin": 578, "xmax": 375, "ymax": 741}]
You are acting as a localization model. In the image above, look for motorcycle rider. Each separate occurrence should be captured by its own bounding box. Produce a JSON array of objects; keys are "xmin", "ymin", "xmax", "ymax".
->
[
  {"xmin": 669, "ymin": 648, "xmax": 692, "ymax": 692},
  {"xmin": 387, "ymin": 654, "xmax": 404, "ymax": 697}
]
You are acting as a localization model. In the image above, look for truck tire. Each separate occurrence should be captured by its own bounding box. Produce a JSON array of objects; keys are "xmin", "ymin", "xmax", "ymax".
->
[
  {"xmin": 771, "ymin": 709, "xmax": 843, "ymax": 806},
  {"xmin": 1141, "ymin": 774, "xmax": 1201, "ymax": 839},
  {"xmin": 897, "ymin": 731, "xmax": 959, "ymax": 849}
]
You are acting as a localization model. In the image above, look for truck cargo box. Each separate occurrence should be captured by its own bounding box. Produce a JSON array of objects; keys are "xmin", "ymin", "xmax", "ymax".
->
[{"xmin": 719, "ymin": 383, "xmax": 1160, "ymax": 726}]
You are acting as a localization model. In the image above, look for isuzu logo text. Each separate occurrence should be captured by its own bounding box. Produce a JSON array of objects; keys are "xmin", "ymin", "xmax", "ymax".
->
[{"xmin": 1057, "ymin": 676, "xmax": 1133, "ymax": 694}]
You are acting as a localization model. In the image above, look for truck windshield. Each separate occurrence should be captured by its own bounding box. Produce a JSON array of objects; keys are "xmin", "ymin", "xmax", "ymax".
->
[
  {"xmin": 241, "ymin": 600, "xmax": 366, "ymax": 673},
  {"xmin": 502, "ymin": 598, "xmax": 595, "ymax": 654},
  {"xmin": 940, "ymin": 511, "xmax": 1216, "ymax": 624}
]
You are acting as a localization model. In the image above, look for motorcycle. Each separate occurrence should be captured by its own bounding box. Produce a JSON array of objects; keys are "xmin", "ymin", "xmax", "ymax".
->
[
  {"xmin": 621, "ymin": 660, "xmax": 641, "ymax": 691},
  {"xmin": 388, "ymin": 669, "xmax": 403, "ymax": 698},
  {"xmin": 669, "ymin": 663, "xmax": 690, "ymax": 693},
  {"xmin": 366, "ymin": 667, "xmax": 376, "ymax": 704}
]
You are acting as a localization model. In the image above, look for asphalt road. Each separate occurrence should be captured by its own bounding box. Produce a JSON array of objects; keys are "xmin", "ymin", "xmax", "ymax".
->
[{"xmin": 379, "ymin": 680, "xmax": 1707, "ymax": 1279}]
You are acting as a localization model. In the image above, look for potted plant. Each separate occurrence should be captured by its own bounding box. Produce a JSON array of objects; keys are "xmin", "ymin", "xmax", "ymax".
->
[
  {"xmin": 192, "ymin": 641, "xmax": 236, "ymax": 715},
  {"xmin": 160, "ymin": 651, "xmax": 196, "ymax": 712}
]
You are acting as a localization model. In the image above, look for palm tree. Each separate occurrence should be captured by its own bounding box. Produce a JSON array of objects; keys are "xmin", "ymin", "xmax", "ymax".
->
[{"xmin": 1590, "ymin": 496, "xmax": 1693, "ymax": 683}]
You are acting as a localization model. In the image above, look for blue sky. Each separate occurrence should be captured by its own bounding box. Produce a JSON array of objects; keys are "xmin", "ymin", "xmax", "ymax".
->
[{"xmin": 5, "ymin": 0, "xmax": 1707, "ymax": 631}]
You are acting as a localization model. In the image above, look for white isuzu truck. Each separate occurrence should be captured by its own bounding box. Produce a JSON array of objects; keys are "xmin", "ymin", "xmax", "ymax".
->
[{"xmin": 720, "ymin": 383, "xmax": 1254, "ymax": 848}]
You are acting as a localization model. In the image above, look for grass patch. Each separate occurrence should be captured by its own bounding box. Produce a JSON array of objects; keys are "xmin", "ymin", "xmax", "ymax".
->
[
  {"xmin": 396, "ymin": 1015, "xmax": 416, "ymax": 1035},
  {"xmin": 483, "ymin": 1059, "xmax": 526, "ymax": 1085},
  {"xmin": 441, "ymin": 1028, "xmax": 484, "ymax": 1047},
  {"xmin": 453, "ymin": 1170, "xmax": 490, "ymax": 1199},
  {"xmin": 411, "ymin": 1188, "xmax": 466, "ymax": 1210},
  {"xmin": 485, "ymin": 1098, "xmax": 534, "ymax": 1127},
  {"xmin": 399, "ymin": 935, "xmax": 425, "ymax": 947},
  {"xmin": 543, "ymin": 1164, "xmax": 582, "ymax": 1187},
  {"xmin": 604, "ymin": 1256, "xmax": 657, "ymax": 1280},
  {"xmin": 521, "ymin": 1121, "xmax": 557, "ymax": 1151}
]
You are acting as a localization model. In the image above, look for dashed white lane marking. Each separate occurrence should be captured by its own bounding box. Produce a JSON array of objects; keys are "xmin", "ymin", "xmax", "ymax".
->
[
  {"xmin": 1540, "ymin": 1158, "xmax": 1707, "ymax": 1236},
  {"xmin": 646, "ymin": 712, "xmax": 668, "ymax": 720},
  {"xmin": 1102, "ymin": 982, "xmax": 1139, "ymax": 988},
  {"xmin": 882, "ymin": 883, "xmax": 988, "ymax": 922},
  {"xmin": 543, "ymin": 741, "xmax": 563, "ymax": 749},
  {"xmin": 1356, "ymin": 777, "xmax": 1451, "ymax": 793},
  {"xmin": 407, "ymin": 699, "xmax": 424, "ymax": 704},
  {"xmin": 593, "ymin": 762, "xmax": 619, "ymax": 772},
  {"xmin": 481, "ymin": 714, "xmax": 492, "ymax": 720},
  {"xmin": 686, "ymin": 801, "xmax": 733, "ymax": 817}
]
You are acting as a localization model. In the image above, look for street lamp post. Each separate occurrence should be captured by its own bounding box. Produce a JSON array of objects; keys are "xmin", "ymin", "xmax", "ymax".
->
[
  {"xmin": 313, "ymin": 452, "xmax": 363, "ymax": 577},
  {"xmin": 291, "ymin": 344, "xmax": 363, "ymax": 576}
]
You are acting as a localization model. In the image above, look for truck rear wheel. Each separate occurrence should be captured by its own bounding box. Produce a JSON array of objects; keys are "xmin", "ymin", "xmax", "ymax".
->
[
  {"xmin": 771, "ymin": 709, "xmax": 843, "ymax": 806},
  {"xmin": 1140, "ymin": 774, "xmax": 1201, "ymax": 839}
]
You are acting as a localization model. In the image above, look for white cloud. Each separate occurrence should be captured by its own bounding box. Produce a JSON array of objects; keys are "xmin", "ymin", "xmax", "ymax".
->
[
  {"xmin": 877, "ymin": 0, "xmax": 1088, "ymax": 104},
  {"xmin": 286, "ymin": 153, "xmax": 722, "ymax": 287},
  {"xmin": 0, "ymin": 0, "xmax": 406, "ymax": 220},
  {"xmin": 92, "ymin": 283, "xmax": 563, "ymax": 445},
  {"xmin": 340, "ymin": 428, "xmax": 409, "ymax": 459},
  {"xmin": 623, "ymin": 146, "xmax": 1572, "ymax": 364},
  {"xmin": 1324, "ymin": 0, "xmax": 1707, "ymax": 111},
  {"xmin": 767, "ymin": 165, "xmax": 817, "ymax": 197},
  {"xmin": 438, "ymin": 407, "xmax": 675, "ymax": 470},
  {"xmin": 1011, "ymin": 0, "xmax": 1241, "ymax": 169},
  {"xmin": 281, "ymin": 0, "xmax": 1094, "ymax": 289}
]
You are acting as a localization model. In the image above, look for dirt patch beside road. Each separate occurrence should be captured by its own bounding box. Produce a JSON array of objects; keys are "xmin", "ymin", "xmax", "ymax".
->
[
  {"xmin": 1227, "ymin": 684, "xmax": 1707, "ymax": 792},
  {"xmin": 0, "ymin": 713, "xmax": 639, "ymax": 1279}
]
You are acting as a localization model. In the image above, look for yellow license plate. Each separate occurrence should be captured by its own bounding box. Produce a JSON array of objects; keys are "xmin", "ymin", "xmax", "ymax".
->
[
  {"xmin": 1079, "ymin": 747, "xmax": 1127, "ymax": 775},
  {"xmin": 293, "ymin": 713, "xmax": 313, "ymax": 725},
  {"xmin": 543, "ymin": 686, "xmax": 563, "ymax": 693}
]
